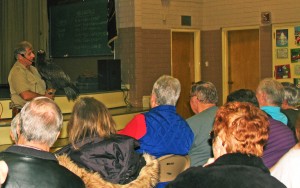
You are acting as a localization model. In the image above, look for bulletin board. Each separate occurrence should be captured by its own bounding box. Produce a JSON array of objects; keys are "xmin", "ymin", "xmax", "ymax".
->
[{"xmin": 272, "ymin": 23, "xmax": 300, "ymax": 87}]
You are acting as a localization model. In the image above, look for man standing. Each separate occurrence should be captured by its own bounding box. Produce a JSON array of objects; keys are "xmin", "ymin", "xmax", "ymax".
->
[
  {"xmin": 187, "ymin": 81, "xmax": 218, "ymax": 167},
  {"xmin": 0, "ymin": 97, "xmax": 84, "ymax": 188},
  {"xmin": 8, "ymin": 41, "xmax": 54, "ymax": 117}
]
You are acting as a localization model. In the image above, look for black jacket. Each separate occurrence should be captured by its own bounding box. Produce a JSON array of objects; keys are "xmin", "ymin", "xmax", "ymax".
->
[
  {"xmin": 56, "ymin": 134, "xmax": 146, "ymax": 184},
  {"xmin": 167, "ymin": 153, "xmax": 286, "ymax": 188},
  {"xmin": 0, "ymin": 145, "xmax": 85, "ymax": 188}
]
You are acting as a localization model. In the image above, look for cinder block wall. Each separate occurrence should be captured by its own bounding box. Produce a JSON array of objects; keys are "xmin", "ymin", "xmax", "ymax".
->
[{"xmin": 116, "ymin": 0, "xmax": 300, "ymax": 107}]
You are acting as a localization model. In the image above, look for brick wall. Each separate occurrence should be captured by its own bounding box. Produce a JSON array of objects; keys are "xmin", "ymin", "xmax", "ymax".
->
[{"xmin": 115, "ymin": 0, "xmax": 300, "ymax": 107}]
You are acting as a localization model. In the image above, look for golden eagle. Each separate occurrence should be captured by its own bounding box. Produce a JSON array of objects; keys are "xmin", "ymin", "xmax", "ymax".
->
[{"xmin": 36, "ymin": 50, "xmax": 79, "ymax": 101}]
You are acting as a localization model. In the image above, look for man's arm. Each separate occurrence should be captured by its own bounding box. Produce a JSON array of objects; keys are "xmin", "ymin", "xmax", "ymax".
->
[
  {"xmin": 117, "ymin": 113, "xmax": 147, "ymax": 140},
  {"xmin": 20, "ymin": 90, "xmax": 54, "ymax": 101}
]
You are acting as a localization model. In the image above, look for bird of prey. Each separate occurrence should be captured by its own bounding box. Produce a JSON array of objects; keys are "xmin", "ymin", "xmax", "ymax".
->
[{"xmin": 35, "ymin": 50, "xmax": 80, "ymax": 101}]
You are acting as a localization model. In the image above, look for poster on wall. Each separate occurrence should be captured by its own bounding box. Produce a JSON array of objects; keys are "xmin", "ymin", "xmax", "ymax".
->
[
  {"xmin": 276, "ymin": 48, "xmax": 288, "ymax": 59},
  {"xmin": 276, "ymin": 29, "xmax": 288, "ymax": 47},
  {"xmin": 291, "ymin": 48, "xmax": 300, "ymax": 63},
  {"xmin": 295, "ymin": 26, "xmax": 300, "ymax": 46},
  {"xmin": 294, "ymin": 78, "xmax": 300, "ymax": 88},
  {"xmin": 275, "ymin": 64, "xmax": 291, "ymax": 79}
]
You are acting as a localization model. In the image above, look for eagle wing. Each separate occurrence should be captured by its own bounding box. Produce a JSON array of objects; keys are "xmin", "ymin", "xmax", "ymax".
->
[{"xmin": 36, "ymin": 50, "xmax": 80, "ymax": 101}]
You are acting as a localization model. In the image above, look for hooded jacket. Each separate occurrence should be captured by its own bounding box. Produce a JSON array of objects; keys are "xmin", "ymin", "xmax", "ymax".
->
[{"xmin": 56, "ymin": 134, "xmax": 147, "ymax": 184}]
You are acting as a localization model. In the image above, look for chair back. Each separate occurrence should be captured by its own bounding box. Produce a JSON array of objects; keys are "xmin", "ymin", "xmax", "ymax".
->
[{"xmin": 158, "ymin": 154, "xmax": 190, "ymax": 182}]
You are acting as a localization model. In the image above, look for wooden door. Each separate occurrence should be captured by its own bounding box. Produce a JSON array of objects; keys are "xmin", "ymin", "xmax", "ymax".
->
[
  {"xmin": 172, "ymin": 32, "xmax": 194, "ymax": 119},
  {"xmin": 228, "ymin": 29, "xmax": 260, "ymax": 93}
]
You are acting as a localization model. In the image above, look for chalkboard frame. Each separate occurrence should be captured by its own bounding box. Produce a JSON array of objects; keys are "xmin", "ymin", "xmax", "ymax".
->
[{"xmin": 49, "ymin": 0, "xmax": 112, "ymax": 57}]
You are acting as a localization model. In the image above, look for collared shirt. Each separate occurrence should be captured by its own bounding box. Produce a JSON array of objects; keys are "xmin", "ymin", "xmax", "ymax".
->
[
  {"xmin": 261, "ymin": 106, "xmax": 288, "ymax": 125},
  {"xmin": 8, "ymin": 61, "xmax": 46, "ymax": 108}
]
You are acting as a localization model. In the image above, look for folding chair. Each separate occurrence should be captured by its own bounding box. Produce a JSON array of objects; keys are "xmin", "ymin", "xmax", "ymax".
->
[{"xmin": 158, "ymin": 154, "xmax": 190, "ymax": 182}]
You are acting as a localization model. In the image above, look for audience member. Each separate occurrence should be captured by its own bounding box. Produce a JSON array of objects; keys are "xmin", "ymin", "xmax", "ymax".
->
[
  {"xmin": 256, "ymin": 78, "xmax": 288, "ymax": 124},
  {"xmin": 167, "ymin": 102, "xmax": 286, "ymax": 188},
  {"xmin": 0, "ymin": 161, "xmax": 8, "ymax": 187},
  {"xmin": 0, "ymin": 97, "xmax": 84, "ymax": 188},
  {"xmin": 187, "ymin": 81, "xmax": 218, "ymax": 167},
  {"xmin": 227, "ymin": 88, "xmax": 296, "ymax": 168},
  {"xmin": 271, "ymin": 114, "xmax": 300, "ymax": 188},
  {"xmin": 8, "ymin": 41, "xmax": 54, "ymax": 117},
  {"xmin": 118, "ymin": 75, "xmax": 194, "ymax": 158},
  {"xmin": 281, "ymin": 82, "xmax": 300, "ymax": 133},
  {"xmin": 56, "ymin": 97, "xmax": 159, "ymax": 187}
]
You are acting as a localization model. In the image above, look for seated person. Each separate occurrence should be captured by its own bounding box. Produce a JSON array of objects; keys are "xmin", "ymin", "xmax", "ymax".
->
[
  {"xmin": 281, "ymin": 82, "xmax": 299, "ymax": 133},
  {"xmin": 227, "ymin": 89, "xmax": 296, "ymax": 168},
  {"xmin": 256, "ymin": 78, "xmax": 288, "ymax": 124},
  {"xmin": 118, "ymin": 75, "xmax": 194, "ymax": 158},
  {"xmin": 0, "ymin": 97, "xmax": 84, "ymax": 188},
  {"xmin": 56, "ymin": 97, "xmax": 159, "ymax": 186},
  {"xmin": 271, "ymin": 113, "xmax": 300, "ymax": 188},
  {"xmin": 167, "ymin": 102, "xmax": 286, "ymax": 188},
  {"xmin": 187, "ymin": 81, "xmax": 218, "ymax": 167}
]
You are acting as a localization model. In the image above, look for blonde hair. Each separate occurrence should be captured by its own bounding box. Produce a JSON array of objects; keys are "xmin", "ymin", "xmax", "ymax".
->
[
  {"xmin": 68, "ymin": 97, "xmax": 116, "ymax": 149},
  {"xmin": 213, "ymin": 102, "xmax": 269, "ymax": 157}
]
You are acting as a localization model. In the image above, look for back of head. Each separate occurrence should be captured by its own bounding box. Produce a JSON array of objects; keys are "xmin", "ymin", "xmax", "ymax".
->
[
  {"xmin": 281, "ymin": 82, "xmax": 299, "ymax": 107},
  {"xmin": 190, "ymin": 81, "xmax": 218, "ymax": 104},
  {"xmin": 19, "ymin": 97, "xmax": 63, "ymax": 147},
  {"xmin": 152, "ymin": 75, "xmax": 181, "ymax": 106},
  {"xmin": 227, "ymin": 89, "xmax": 259, "ymax": 107},
  {"xmin": 68, "ymin": 97, "xmax": 117, "ymax": 149},
  {"xmin": 213, "ymin": 102, "xmax": 269, "ymax": 157},
  {"xmin": 14, "ymin": 41, "xmax": 33, "ymax": 60},
  {"xmin": 256, "ymin": 78, "xmax": 285, "ymax": 106}
]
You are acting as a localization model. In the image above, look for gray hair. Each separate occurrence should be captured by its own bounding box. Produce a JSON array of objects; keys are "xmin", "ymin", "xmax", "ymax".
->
[
  {"xmin": 191, "ymin": 81, "xmax": 218, "ymax": 104},
  {"xmin": 13, "ymin": 41, "xmax": 33, "ymax": 60},
  {"xmin": 256, "ymin": 78, "xmax": 285, "ymax": 106},
  {"xmin": 19, "ymin": 97, "xmax": 63, "ymax": 147},
  {"xmin": 282, "ymin": 82, "xmax": 299, "ymax": 107},
  {"xmin": 10, "ymin": 113, "xmax": 20, "ymax": 143},
  {"xmin": 152, "ymin": 75, "xmax": 181, "ymax": 106}
]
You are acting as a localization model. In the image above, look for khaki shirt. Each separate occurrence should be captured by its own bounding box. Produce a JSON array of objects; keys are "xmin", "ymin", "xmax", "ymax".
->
[{"xmin": 8, "ymin": 61, "xmax": 46, "ymax": 107}]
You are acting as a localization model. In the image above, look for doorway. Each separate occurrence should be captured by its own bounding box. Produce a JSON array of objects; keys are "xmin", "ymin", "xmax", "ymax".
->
[
  {"xmin": 222, "ymin": 28, "xmax": 260, "ymax": 103},
  {"xmin": 171, "ymin": 30, "xmax": 200, "ymax": 119}
]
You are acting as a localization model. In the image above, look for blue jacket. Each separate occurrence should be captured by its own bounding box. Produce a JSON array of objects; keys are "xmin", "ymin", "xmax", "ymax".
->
[{"xmin": 137, "ymin": 105, "xmax": 194, "ymax": 158}]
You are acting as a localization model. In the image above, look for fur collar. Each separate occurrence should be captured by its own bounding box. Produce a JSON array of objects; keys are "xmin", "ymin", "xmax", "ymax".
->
[{"xmin": 57, "ymin": 153, "xmax": 159, "ymax": 188}]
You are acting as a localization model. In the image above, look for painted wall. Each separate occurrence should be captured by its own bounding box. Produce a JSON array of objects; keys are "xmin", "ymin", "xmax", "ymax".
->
[{"xmin": 55, "ymin": 0, "xmax": 300, "ymax": 106}]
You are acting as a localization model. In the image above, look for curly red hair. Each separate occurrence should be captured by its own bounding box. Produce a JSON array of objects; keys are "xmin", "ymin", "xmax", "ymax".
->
[{"xmin": 213, "ymin": 102, "xmax": 269, "ymax": 157}]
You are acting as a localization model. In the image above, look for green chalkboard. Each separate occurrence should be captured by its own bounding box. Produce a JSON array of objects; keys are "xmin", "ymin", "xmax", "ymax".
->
[{"xmin": 49, "ymin": 0, "xmax": 111, "ymax": 57}]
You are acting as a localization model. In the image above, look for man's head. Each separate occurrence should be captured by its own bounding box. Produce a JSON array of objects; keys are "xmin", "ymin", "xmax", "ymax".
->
[
  {"xmin": 18, "ymin": 97, "xmax": 63, "ymax": 148},
  {"xmin": 189, "ymin": 81, "xmax": 218, "ymax": 113},
  {"xmin": 14, "ymin": 41, "xmax": 35, "ymax": 67},
  {"xmin": 256, "ymin": 78, "xmax": 285, "ymax": 107},
  {"xmin": 227, "ymin": 89, "xmax": 259, "ymax": 107},
  {"xmin": 281, "ymin": 82, "xmax": 299, "ymax": 109},
  {"xmin": 151, "ymin": 75, "xmax": 181, "ymax": 107},
  {"xmin": 212, "ymin": 102, "xmax": 269, "ymax": 159}
]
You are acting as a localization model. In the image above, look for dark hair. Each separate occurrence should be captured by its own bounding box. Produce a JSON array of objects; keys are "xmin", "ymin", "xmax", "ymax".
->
[
  {"xmin": 227, "ymin": 89, "xmax": 259, "ymax": 107},
  {"xmin": 190, "ymin": 81, "xmax": 218, "ymax": 104}
]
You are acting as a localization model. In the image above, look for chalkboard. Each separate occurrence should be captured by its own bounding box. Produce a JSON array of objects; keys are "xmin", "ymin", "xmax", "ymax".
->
[{"xmin": 49, "ymin": 0, "xmax": 111, "ymax": 57}]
